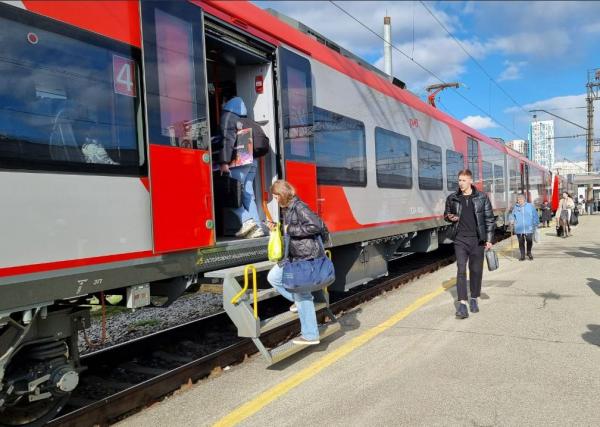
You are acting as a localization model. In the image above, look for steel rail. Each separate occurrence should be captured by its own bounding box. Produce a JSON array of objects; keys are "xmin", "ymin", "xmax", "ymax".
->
[{"xmin": 48, "ymin": 252, "xmax": 457, "ymax": 427}]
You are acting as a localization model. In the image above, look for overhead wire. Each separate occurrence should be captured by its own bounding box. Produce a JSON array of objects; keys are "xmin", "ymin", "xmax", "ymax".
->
[
  {"xmin": 418, "ymin": 0, "xmax": 530, "ymax": 116},
  {"xmin": 327, "ymin": 1, "xmax": 529, "ymax": 141}
]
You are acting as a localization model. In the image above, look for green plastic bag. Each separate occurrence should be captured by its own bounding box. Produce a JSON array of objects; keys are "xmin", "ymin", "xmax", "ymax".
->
[{"xmin": 268, "ymin": 223, "xmax": 283, "ymax": 262}]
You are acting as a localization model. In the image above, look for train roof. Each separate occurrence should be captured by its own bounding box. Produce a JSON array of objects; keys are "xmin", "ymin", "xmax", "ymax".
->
[
  {"xmin": 264, "ymin": 8, "xmax": 408, "ymax": 91},
  {"xmin": 15, "ymin": 0, "xmax": 543, "ymax": 169},
  {"xmin": 208, "ymin": 1, "xmax": 518, "ymax": 160}
]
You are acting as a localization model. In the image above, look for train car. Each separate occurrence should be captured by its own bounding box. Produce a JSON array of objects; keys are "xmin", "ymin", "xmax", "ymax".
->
[{"xmin": 0, "ymin": 1, "xmax": 550, "ymax": 423}]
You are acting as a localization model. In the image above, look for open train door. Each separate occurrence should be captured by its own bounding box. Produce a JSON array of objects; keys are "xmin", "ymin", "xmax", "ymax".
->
[
  {"xmin": 140, "ymin": 1, "xmax": 214, "ymax": 253},
  {"xmin": 522, "ymin": 162, "xmax": 531, "ymax": 201},
  {"xmin": 551, "ymin": 173, "xmax": 561, "ymax": 212},
  {"xmin": 277, "ymin": 47, "xmax": 318, "ymax": 212}
]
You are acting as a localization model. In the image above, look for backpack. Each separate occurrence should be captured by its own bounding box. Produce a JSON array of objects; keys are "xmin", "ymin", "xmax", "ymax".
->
[{"xmin": 239, "ymin": 117, "xmax": 269, "ymax": 158}]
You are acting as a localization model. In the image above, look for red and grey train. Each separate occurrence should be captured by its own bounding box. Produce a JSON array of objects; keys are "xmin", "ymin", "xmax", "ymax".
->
[{"xmin": 0, "ymin": 0, "xmax": 552, "ymax": 424}]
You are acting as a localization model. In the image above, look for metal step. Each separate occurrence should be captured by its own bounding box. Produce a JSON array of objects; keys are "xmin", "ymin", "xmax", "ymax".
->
[
  {"xmin": 268, "ymin": 321, "xmax": 342, "ymax": 365},
  {"xmin": 254, "ymin": 288, "xmax": 281, "ymax": 302},
  {"xmin": 260, "ymin": 302, "xmax": 327, "ymax": 334},
  {"xmin": 230, "ymin": 288, "xmax": 281, "ymax": 308},
  {"xmin": 205, "ymin": 260, "xmax": 275, "ymax": 279}
]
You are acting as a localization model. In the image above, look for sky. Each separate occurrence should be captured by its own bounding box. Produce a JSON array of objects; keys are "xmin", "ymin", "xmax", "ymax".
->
[{"xmin": 253, "ymin": 1, "xmax": 600, "ymax": 167}]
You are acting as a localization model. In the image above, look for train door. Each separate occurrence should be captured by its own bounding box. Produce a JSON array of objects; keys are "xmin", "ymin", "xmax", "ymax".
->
[
  {"xmin": 140, "ymin": 1, "xmax": 214, "ymax": 253},
  {"xmin": 467, "ymin": 137, "xmax": 481, "ymax": 190},
  {"xmin": 276, "ymin": 47, "xmax": 318, "ymax": 212},
  {"xmin": 203, "ymin": 19, "xmax": 278, "ymax": 239},
  {"xmin": 522, "ymin": 162, "xmax": 530, "ymax": 201}
]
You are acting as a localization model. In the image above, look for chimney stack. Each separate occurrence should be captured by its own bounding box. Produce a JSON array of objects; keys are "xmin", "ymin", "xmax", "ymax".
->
[{"xmin": 384, "ymin": 15, "xmax": 392, "ymax": 77}]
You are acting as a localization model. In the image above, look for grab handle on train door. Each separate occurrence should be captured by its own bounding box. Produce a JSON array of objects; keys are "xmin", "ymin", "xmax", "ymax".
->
[{"xmin": 260, "ymin": 157, "xmax": 272, "ymax": 222}]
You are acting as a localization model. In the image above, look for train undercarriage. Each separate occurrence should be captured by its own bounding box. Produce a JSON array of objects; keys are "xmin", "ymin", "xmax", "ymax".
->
[{"xmin": 0, "ymin": 307, "xmax": 88, "ymax": 427}]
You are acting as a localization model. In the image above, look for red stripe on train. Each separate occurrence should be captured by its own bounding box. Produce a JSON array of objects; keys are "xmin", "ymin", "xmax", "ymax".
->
[
  {"xmin": 22, "ymin": 1, "xmax": 141, "ymax": 47},
  {"xmin": 318, "ymin": 185, "xmax": 444, "ymax": 231},
  {"xmin": 0, "ymin": 250, "xmax": 155, "ymax": 279}
]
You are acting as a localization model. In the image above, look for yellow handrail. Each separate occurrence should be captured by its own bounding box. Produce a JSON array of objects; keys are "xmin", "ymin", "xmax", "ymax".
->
[
  {"xmin": 230, "ymin": 264, "xmax": 259, "ymax": 319},
  {"xmin": 324, "ymin": 250, "xmax": 332, "ymax": 296}
]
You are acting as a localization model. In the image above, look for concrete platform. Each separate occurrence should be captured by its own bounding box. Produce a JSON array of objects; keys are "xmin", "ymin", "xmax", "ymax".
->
[{"xmin": 118, "ymin": 216, "xmax": 600, "ymax": 427}]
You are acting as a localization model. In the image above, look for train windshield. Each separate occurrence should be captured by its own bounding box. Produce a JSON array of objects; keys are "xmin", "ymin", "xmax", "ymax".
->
[{"xmin": 0, "ymin": 14, "xmax": 143, "ymax": 174}]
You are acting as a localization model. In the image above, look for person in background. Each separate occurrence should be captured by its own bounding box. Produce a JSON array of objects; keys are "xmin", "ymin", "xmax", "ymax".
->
[
  {"xmin": 540, "ymin": 200, "xmax": 553, "ymax": 227},
  {"xmin": 444, "ymin": 169, "xmax": 495, "ymax": 319},
  {"xmin": 266, "ymin": 180, "xmax": 325, "ymax": 345},
  {"xmin": 571, "ymin": 193, "xmax": 580, "ymax": 226},
  {"xmin": 578, "ymin": 195, "xmax": 586, "ymax": 215},
  {"xmin": 556, "ymin": 191, "xmax": 574, "ymax": 238},
  {"xmin": 510, "ymin": 194, "xmax": 539, "ymax": 261},
  {"xmin": 218, "ymin": 95, "xmax": 264, "ymax": 239}
]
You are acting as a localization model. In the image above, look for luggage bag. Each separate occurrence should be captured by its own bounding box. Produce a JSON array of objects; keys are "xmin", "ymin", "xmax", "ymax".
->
[
  {"xmin": 212, "ymin": 172, "xmax": 242, "ymax": 209},
  {"xmin": 485, "ymin": 248, "xmax": 499, "ymax": 271}
]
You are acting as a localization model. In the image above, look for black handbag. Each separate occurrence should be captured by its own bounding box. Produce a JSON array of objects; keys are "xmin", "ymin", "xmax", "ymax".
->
[
  {"xmin": 570, "ymin": 212, "xmax": 579, "ymax": 226},
  {"xmin": 485, "ymin": 249, "xmax": 499, "ymax": 271},
  {"xmin": 212, "ymin": 171, "xmax": 242, "ymax": 209}
]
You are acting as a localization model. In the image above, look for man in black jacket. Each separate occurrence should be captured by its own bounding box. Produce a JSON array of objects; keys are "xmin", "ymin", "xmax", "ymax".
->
[{"xmin": 444, "ymin": 169, "xmax": 495, "ymax": 319}]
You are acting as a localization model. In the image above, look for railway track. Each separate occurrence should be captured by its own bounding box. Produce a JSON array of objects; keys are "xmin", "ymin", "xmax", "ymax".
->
[{"xmin": 48, "ymin": 246, "xmax": 460, "ymax": 427}]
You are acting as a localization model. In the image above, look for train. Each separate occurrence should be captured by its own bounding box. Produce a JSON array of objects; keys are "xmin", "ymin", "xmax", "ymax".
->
[{"xmin": 0, "ymin": 1, "xmax": 553, "ymax": 424}]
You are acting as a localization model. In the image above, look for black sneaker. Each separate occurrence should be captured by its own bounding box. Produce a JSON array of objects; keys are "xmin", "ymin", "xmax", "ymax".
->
[
  {"xmin": 519, "ymin": 256, "xmax": 525, "ymax": 261},
  {"xmin": 455, "ymin": 303, "xmax": 469, "ymax": 319},
  {"xmin": 527, "ymin": 253, "xmax": 533, "ymax": 260},
  {"xmin": 469, "ymin": 298, "xmax": 479, "ymax": 313}
]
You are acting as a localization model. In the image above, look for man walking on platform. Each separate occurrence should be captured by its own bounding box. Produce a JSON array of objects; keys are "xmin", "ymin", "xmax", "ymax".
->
[{"xmin": 444, "ymin": 169, "xmax": 495, "ymax": 319}]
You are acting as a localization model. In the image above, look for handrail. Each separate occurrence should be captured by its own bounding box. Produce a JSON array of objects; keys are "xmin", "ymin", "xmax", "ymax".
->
[
  {"xmin": 230, "ymin": 264, "xmax": 259, "ymax": 319},
  {"xmin": 324, "ymin": 250, "xmax": 332, "ymax": 296},
  {"xmin": 259, "ymin": 157, "xmax": 273, "ymax": 222}
]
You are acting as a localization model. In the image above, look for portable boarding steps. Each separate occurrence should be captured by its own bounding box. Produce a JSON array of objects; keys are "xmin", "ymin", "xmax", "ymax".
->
[{"xmin": 205, "ymin": 260, "xmax": 341, "ymax": 365}]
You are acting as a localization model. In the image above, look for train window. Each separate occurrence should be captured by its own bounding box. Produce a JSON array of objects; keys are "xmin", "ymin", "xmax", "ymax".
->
[
  {"xmin": 375, "ymin": 127, "xmax": 412, "ymax": 189},
  {"xmin": 482, "ymin": 161, "xmax": 493, "ymax": 192},
  {"xmin": 510, "ymin": 167, "xmax": 519, "ymax": 193},
  {"xmin": 467, "ymin": 137, "xmax": 480, "ymax": 181},
  {"xmin": 417, "ymin": 140, "xmax": 442, "ymax": 190},
  {"xmin": 494, "ymin": 164, "xmax": 505, "ymax": 193},
  {"xmin": 314, "ymin": 107, "xmax": 366, "ymax": 187},
  {"xmin": 141, "ymin": 3, "xmax": 208, "ymax": 150},
  {"xmin": 0, "ymin": 6, "xmax": 143, "ymax": 175},
  {"xmin": 446, "ymin": 149, "xmax": 464, "ymax": 191},
  {"xmin": 280, "ymin": 48, "xmax": 314, "ymax": 161}
]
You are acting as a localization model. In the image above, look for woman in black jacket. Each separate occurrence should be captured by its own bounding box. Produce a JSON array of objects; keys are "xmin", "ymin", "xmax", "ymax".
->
[
  {"xmin": 540, "ymin": 200, "xmax": 553, "ymax": 227},
  {"xmin": 266, "ymin": 180, "xmax": 325, "ymax": 346}
]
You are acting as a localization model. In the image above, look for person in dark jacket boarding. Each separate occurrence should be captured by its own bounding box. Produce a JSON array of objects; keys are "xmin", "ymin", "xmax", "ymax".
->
[
  {"xmin": 444, "ymin": 169, "xmax": 495, "ymax": 319},
  {"xmin": 266, "ymin": 180, "xmax": 327, "ymax": 345}
]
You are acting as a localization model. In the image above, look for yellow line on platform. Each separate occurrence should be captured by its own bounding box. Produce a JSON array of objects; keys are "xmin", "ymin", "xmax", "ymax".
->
[{"xmin": 213, "ymin": 279, "xmax": 457, "ymax": 427}]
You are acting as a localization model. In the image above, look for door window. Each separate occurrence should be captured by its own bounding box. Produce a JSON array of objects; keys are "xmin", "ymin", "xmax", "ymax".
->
[
  {"xmin": 279, "ymin": 48, "xmax": 314, "ymax": 161},
  {"xmin": 141, "ymin": 1, "xmax": 208, "ymax": 150}
]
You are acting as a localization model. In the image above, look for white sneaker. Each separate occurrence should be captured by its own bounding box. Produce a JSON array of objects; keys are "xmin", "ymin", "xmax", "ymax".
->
[
  {"xmin": 246, "ymin": 227, "xmax": 265, "ymax": 239},
  {"xmin": 235, "ymin": 220, "xmax": 257, "ymax": 238},
  {"xmin": 289, "ymin": 303, "xmax": 298, "ymax": 313},
  {"xmin": 292, "ymin": 336, "xmax": 320, "ymax": 346}
]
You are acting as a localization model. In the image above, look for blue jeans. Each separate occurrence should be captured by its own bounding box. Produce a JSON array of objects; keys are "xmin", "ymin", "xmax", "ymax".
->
[
  {"xmin": 229, "ymin": 159, "xmax": 260, "ymax": 224},
  {"xmin": 267, "ymin": 264, "xmax": 319, "ymax": 341}
]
